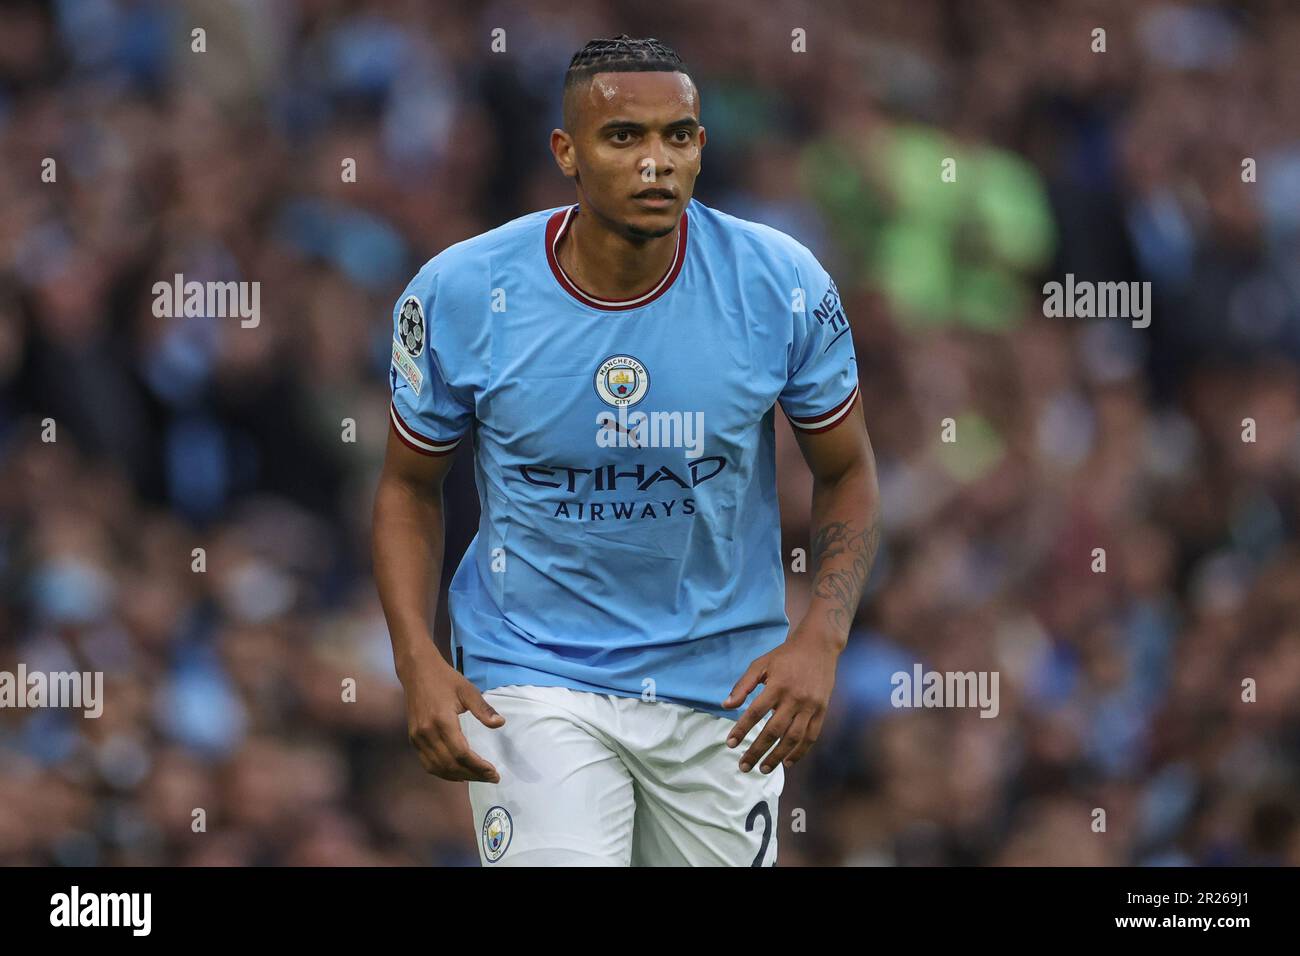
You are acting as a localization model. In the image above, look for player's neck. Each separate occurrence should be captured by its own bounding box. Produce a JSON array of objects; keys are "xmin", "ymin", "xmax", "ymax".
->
[{"xmin": 558, "ymin": 205, "xmax": 679, "ymax": 302}]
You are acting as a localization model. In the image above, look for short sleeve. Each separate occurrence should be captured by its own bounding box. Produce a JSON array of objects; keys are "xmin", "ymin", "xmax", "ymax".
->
[
  {"xmin": 778, "ymin": 258, "xmax": 859, "ymax": 433},
  {"xmin": 388, "ymin": 277, "xmax": 474, "ymax": 456}
]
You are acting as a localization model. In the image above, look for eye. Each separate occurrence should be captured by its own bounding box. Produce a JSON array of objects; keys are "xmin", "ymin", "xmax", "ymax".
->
[
  {"xmin": 611, "ymin": 130, "xmax": 633, "ymax": 144},
  {"xmin": 671, "ymin": 129, "xmax": 692, "ymax": 143}
]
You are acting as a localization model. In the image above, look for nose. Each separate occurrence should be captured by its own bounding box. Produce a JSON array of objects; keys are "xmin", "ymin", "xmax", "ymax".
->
[{"xmin": 640, "ymin": 137, "xmax": 675, "ymax": 180}]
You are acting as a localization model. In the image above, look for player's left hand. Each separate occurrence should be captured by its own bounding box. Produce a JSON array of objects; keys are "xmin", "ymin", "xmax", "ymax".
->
[{"xmin": 721, "ymin": 623, "xmax": 842, "ymax": 773}]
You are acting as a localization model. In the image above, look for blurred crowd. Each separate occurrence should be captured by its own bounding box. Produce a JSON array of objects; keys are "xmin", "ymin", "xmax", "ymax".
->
[{"xmin": 2, "ymin": 0, "xmax": 1300, "ymax": 866}]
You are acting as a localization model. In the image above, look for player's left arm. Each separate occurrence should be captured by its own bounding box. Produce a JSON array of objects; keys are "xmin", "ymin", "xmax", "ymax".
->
[
  {"xmin": 791, "ymin": 397, "xmax": 880, "ymax": 642},
  {"xmin": 722, "ymin": 395, "xmax": 880, "ymax": 774}
]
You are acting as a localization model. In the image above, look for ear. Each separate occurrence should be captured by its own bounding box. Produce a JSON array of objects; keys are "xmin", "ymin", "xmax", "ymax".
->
[{"xmin": 551, "ymin": 128, "xmax": 578, "ymax": 179}]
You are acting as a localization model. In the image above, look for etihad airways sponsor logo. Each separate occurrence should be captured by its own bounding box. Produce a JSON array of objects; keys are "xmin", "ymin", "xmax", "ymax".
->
[{"xmin": 516, "ymin": 456, "xmax": 727, "ymax": 494}]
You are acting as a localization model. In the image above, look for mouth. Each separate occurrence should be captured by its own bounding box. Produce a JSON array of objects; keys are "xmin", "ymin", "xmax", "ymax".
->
[{"xmin": 632, "ymin": 188, "xmax": 676, "ymax": 209}]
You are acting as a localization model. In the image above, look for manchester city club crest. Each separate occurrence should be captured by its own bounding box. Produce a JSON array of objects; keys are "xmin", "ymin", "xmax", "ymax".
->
[
  {"xmin": 481, "ymin": 806, "xmax": 513, "ymax": 863},
  {"xmin": 397, "ymin": 295, "xmax": 425, "ymax": 357},
  {"xmin": 594, "ymin": 354, "xmax": 650, "ymax": 407}
]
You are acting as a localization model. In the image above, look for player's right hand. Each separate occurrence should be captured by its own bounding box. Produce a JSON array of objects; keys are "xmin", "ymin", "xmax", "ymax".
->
[{"xmin": 399, "ymin": 651, "xmax": 505, "ymax": 783}]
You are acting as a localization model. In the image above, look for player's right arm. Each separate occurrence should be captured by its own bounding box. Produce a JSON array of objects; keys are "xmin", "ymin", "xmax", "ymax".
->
[
  {"xmin": 372, "ymin": 276, "xmax": 504, "ymax": 783},
  {"xmin": 372, "ymin": 432, "xmax": 503, "ymax": 783}
]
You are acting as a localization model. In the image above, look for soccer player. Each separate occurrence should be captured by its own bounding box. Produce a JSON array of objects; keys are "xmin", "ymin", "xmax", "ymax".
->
[{"xmin": 372, "ymin": 35, "xmax": 879, "ymax": 866}]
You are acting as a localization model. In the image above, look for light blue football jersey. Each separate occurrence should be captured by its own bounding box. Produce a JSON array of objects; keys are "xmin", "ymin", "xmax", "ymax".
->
[{"xmin": 387, "ymin": 198, "xmax": 859, "ymax": 718}]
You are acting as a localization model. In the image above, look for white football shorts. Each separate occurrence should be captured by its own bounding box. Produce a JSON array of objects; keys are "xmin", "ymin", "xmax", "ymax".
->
[{"xmin": 458, "ymin": 684, "xmax": 784, "ymax": 866}]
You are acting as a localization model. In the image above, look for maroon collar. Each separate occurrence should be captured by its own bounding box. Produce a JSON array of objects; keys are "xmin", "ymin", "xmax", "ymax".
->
[{"xmin": 544, "ymin": 204, "xmax": 688, "ymax": 311}]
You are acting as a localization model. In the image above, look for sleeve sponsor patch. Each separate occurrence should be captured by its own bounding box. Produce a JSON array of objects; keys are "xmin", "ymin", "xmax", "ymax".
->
[
  {"xmin": 397, "ymin": 296, "xmax": 426, "ymax": 357},
  {"xmin": 392, "ymin": 338, "xmax": 424, "ymax": 396}
]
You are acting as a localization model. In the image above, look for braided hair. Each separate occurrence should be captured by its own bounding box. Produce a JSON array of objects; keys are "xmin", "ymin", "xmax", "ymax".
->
[
  {"xmin": 564, "ymin": 35, "xmax": 686, "ymax": 89},
  {"xmin": 561, "ymin": 35, "xmax": 692, "ymax": 131}
]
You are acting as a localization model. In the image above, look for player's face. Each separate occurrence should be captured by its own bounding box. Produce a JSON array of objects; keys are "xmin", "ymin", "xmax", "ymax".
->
[{"xmin": 559, "ymin": 71, "xmax": 706, "ymax": 240}]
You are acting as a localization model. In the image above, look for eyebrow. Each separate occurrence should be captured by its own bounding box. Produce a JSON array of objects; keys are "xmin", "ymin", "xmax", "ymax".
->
[{"xmin": 597, "ymin": 117, "xmax": 700, "ymax": 133}]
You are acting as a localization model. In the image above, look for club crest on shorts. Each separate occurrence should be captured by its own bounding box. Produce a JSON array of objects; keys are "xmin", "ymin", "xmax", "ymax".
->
[
  {"xmin": 482, "ymin": 806, "xmax": 513, "ymax": 863},
  {"xmin": 397, "ymin": 296, "xmax": 425, "ymax": 357},
  {"xmin": 594, "ymin": 354, "xmax": 649, "ymax": 407}
]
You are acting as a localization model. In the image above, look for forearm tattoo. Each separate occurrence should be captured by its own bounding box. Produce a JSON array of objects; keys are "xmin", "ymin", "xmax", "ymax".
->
[{"xmin": 810, "ymin": 515, "xmax": 879, "ymax": 635}]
